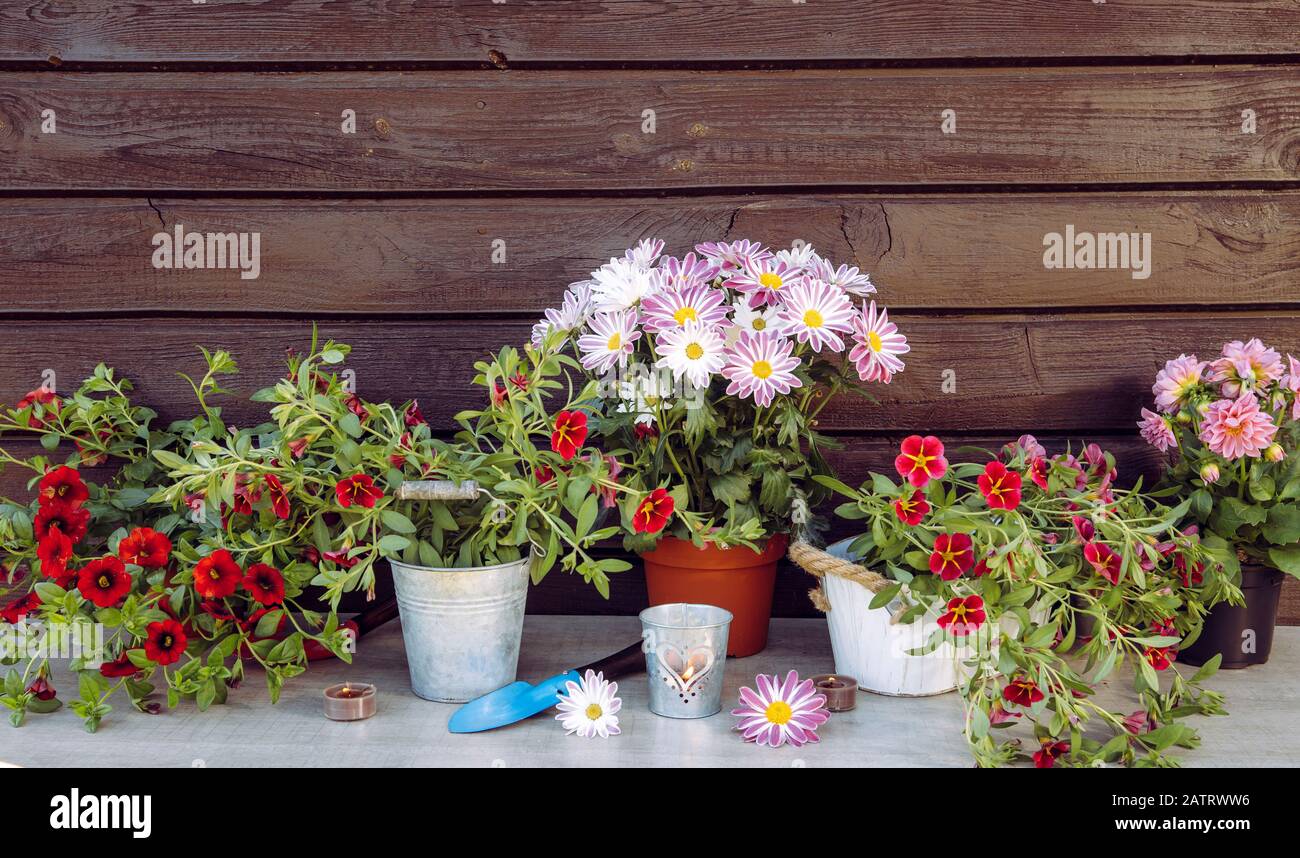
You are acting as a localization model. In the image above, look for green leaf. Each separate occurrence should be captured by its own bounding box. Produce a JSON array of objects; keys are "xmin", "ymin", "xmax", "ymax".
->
[
  {"xmin": 381, "ymin": 510, "xmax": 417, "ymax": 534},
  {"xmin": 40, "ymin": 432, "xmax": 59, "ymax": 451},
  {"xmin": 1263, "ymin": 504, "xmax": 1300, "ymax": 546},
  {"xmin": 868, "ymin": 583, "xmax": 902, "ymax": 611},
  {"xmin": 576, "ymin": 494, "xmax": 598, "ymax": 540},
  {"xmin": 377, "ymin": 535, "xmax": 411, "ymax": 555},
  {"xmin": 1268, "ymin": 544, "xmax": 1300, "ymax": 577},
  {"xmin": 1191, "ymin": 653, "xmax": 1222, "ymax": 683},
  {"xmin": 339, "ymin": 412, "xmax": 363, "ymax": 438}
]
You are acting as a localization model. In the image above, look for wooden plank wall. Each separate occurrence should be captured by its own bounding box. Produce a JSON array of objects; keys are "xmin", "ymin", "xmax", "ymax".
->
[{"xmin": 0, "ymin": 2, "xmax": 1297, "ymax": 620}]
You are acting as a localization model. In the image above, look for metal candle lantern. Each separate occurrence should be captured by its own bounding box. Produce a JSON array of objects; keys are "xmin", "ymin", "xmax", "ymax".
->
[{"xmin": 638, "ymin": 603, "xmax": 733, "ymax": 718}]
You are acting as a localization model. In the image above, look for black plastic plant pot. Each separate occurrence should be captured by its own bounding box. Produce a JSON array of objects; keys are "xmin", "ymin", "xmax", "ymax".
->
[{"xmin": 1179, "ymin": 564, "xmax": 1285, "ymax": 669}]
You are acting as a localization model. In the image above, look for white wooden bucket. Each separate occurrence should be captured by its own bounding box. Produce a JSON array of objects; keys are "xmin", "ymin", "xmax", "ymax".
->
[{"xmin": 798, "ymin": 539, "xmax": 966, "ymax": 697}]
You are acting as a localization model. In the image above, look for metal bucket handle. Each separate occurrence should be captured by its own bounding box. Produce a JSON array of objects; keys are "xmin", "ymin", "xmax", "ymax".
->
[{"xmin": 395, "ymin": 480, "xmax": 481, "ymax": 502}]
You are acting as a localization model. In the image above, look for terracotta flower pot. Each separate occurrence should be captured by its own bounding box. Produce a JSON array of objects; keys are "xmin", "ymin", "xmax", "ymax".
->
[
  {"xmin": 640, "ymin": 534, "xmax": 788, "ymax": 657},
  {"xmin": 1179, "ymin": 564, "xmax": 1284, "ymax": 669}
]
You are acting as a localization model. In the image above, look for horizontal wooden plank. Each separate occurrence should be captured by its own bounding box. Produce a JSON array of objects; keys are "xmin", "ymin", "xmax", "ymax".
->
[
  {"xmin": 1, "ymin": 68, "xmax": 1297, "ymax": 191},
  {"xmin": 4, "ymin": 1, "xmax": 1299, "ymax": 64},
  {"xmin": 6, "ymin": 191, "xmax": 1300, "ymax": 313},
  {"xmin": 0, "ymin": 313, "xmax": 1297, "ymax": 434}
]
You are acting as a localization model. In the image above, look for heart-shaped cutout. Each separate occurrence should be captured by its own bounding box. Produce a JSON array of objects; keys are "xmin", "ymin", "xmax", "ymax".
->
[{"xmin": 655, "ymin": 643, "xmax": 714, "ymax": 695}]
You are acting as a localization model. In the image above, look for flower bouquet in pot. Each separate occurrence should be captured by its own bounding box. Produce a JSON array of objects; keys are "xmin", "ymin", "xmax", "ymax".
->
[
  {"xmin": 155, "ymin": 333, "xmax": 633, "ymax": 703},
  {"xmin": 531, "ymin": 238, "xmax": 908, "ymax": 656},
  {"xmin": 1139, "ymin": 339, "xmax": 1300, "ymax": 667},
  {"xmin": 813, "ymin": 435, "xmax": 1230, "ymax": 767}
]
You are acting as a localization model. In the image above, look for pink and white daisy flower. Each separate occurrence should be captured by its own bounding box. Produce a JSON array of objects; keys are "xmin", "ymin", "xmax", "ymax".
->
[
  {"xmin": 721, "ymin": 330, "xmax": 802, "ymax": 407},
  {"xmin": 731, "ymin": 670, "xmax": 830, "ymax": 749},
  {"xmin": 655, "ymin": 320, "xmax": 726, "ymax": 389},
  {"xmin": 848, "ymin": 300, "xmax": 909, "ymax": 382},
  {"xmin": 589, "ymin": 257, "xmax": 659, "ymax": 312},
  {"xmin": 1138, "ymin": 408, "xmax": 1177, "ymax": 452},
  {"xmin": 555, "ymin": 669, "xmax": 621, "ymax": 739},
  {"xmin": 531, "ymin": 282, "xmax": 593, "ymax": 348},
  {"xmin": 694, "ymin": 239, "xmax": 770, "ymax": 275},
  {"xmin": 1198, "ymin": 393, "xmax": 1278, "ymax": 460},
  {"xmin": 640, "ymin": 283, "xmax": 729, "ymax": 333},
  {"xmin": 623, "ymin": 237, "xmax": 664, "ymax": 269},
  {"xmin": 808, "ymin": 257, "xmax": 876, "ymax": 296},
  {"xmin": 1208, "ymin": 338, "xmax": 1285, "ymax": 397},
  {"xmin": 774, "ymin": 243, "xmax": 821, "ymax": 273},
  {"xmin": 577, "ymin": 309, "xmax": 641, "ymax": 374},
  {"xmin": 728, "ymin": 257, "xmax": 803, "ymax": 307},
  {"xmin": 654, "ymin": 252, "xmax": 718, "ymax": 292},
  {"xmin": 777, "ymin": 278, "xmax": 856, "ymax": 353},
  {"xmin": 1152, "ymin": 354, "xmax": 1206, "ymax": 414}
]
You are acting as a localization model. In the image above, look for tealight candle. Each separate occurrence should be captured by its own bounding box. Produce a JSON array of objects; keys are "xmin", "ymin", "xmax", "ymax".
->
[
  {"xmin": 811, "ymin": 674, "xmax": 857, "ymax": 711},
  {"xmin": 323, "ymin": 682, "xmax": 377, "ymax": 721}
]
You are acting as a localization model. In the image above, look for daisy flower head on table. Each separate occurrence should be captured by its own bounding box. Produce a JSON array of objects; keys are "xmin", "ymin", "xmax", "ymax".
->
[
  {"xmin": 555, "ymin": 669, "xmax": 622, "ymax": 738},
  {"xmin": 720, "ymin": 330, "xmax": 802, "ymax": 408},
  {"xmin": 578, "ymin": 309, "xmax": 642, "ymax": 374},
  {"xmin": 728, "ymin": 256, "xmax": 803, "ymax": 308},
  {"xmin": 776, "ymin": 278, "xmax": 856, "ymax": 353},
  {"xmin": 589, "ymin": 256, "xmax": 660, "ymax": 312},
  {"xmin": 655, "ymin": 320, "xmax": 727, "ymax": 390},
  {"xmin": 640, "ymin": 283, "xmax": 729, "ymax": 333},
  {"xmin": 732, "ymin": 670, "xmax": 830, "ymax": 749},
  {"xmin": 848, "ymin": 300, "xmax": 909, "ymax": 383}
]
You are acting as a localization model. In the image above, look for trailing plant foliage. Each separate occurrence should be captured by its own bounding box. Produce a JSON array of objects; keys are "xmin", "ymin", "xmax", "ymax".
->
[{"xmin": 821, "ymin": 435, "xmax": 1236, "ymax": 768}]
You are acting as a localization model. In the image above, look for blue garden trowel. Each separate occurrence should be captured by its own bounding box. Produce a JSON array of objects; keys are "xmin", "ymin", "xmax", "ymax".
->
[{"xmin": 448, "ymin": 641, "xmax": 645, "ymax": 733}]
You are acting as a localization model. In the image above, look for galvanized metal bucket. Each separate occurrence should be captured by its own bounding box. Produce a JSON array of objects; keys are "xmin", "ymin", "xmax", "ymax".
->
[
  {"xmin": 639, "ymin": 603, "xmax": 732, "ymax": 719},
  {"xmin": 389, "ymin": 555, "xmax": 531, "ymax": 703}
]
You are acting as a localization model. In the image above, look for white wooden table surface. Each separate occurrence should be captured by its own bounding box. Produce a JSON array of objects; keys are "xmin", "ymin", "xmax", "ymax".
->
[{"xmin": 2, "ymin": 618, "xmax": 1296, "ymax": 768}]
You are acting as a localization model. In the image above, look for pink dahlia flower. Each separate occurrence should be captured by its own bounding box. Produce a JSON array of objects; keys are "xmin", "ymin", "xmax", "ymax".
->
[
  {"xmin": 1198, "ymin": 393, "xmax": 1278, "ymax": 460},
  {"xmin": 1208, "ymin": 338, "xmax": 1284, "ymax": 397},
  {"xmin": 1151, "ymin": 354, "xmax": 1205, "ymax": 414},
  {"xmin": 732, "ymin": 670, "xmax": 830, "ymax": 748},
  {"xmin": 1285, "ymin": 354, "xmax": 1300, "ymax": 421},
  {"xmin": 1137, "ymin": 408, "xmax": 1176, "ymax": 452}
]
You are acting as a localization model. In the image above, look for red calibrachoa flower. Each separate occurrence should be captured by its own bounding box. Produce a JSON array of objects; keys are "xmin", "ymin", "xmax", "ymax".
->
[
  {"xmin": 264, "ymin": 474, "xmax": 291, "ymax": 520},
  {"xmin": 323, "ymin": 548, "xmax": 360, "ymax": 569},
  {"xmin": 1071, "ymin": 515, "xmax": 1096, "ymax": 543},
  {"xmin": 335, "ymin": 473, "xmax": 384, "ymax": 509},
  {"xmin": 893, "ymin": 490, "xmax": 930, "ymax": 526},
  {"xmin": 1083, "ymin": 541, "xmax": 1122, "ymax": 585},
  {"xmin": 345, "ymin": 393, "xmax": 368, "ymax": 420},
  {"xmin": 633, "ymin": 488, "xmax": 675, "ymax": 534},
  {"xmin": 192, "ymin": 549, "xmax": 243, "ymax": 599},
  {"xmin": 37, "ymin": 532, "xmax": 74, "ymax": 583},
  {"xmin": 37, "ymin": 466, "xmax": 88, "ymax": 509},
  {"xmin": 1027, "ymin": 456, "xmax": 1049, "ymax": 491},
  {"xmin": 894, "ymin": 435, "xmax": 947, "ymax": 487},
  {"xmin": 1002, "ymin": 675, "xmax": 1045, "ymax": 708},
  {"xmin": 936, "ymin": 594, "xmax": 985, "ymax": 636},
  {"xmin": 27, "ymin": 676, "xmax": 56, "ymax": 701},
  {"xmin": 929, "ymin": 532, "xmax": 974, "ymax": 580},
  {"xmin": 118, "ymin": 527, "xmax": 172, "ymax": 569},
  {"xmin": 550, "ymin": 410, "xmax": 588, "ymax": 462},
  {"xmin": 633, "ymin": 422, "xmax": 659, "ymax": 442},
  {"xmin": 34, "ymin": 503, "xmax": 90, "ymax": 543},
  {"xmin": 144, "ymin": 619, "xmax": 188, "ymax": 666},
  {"xmin": 76, "ymin": 556, "xmax": 132, "ymax": 608},
  {"xmin": 508, "ymin": 372, "xmax": 530, "ymax": 394},
  {"xmin": 534, "ymin": 465, "xmax": 556, "ymax": 485},
  {"xmin": 16, "ymin": 387, "xmax": 60, "ymax": 428},
  {"xmin": 1033, "ymin": 739, "xmax": 1070, "ymax": 768},
  {"xmin": 1, "ymin": 591, "xmax": 40, "ymax": 625},
  {"xmin": 99, "ymin": 654, "xmax": 139, "ymax": 678},
  {"xmin": 243, "ymin": 563, "xmax": 286, "ymax": 606},
  {"xmin": 404, "ymin": 400, "xmax": 427, "ymax": 427},
  {"xmin": 1144, "ymin": 646, "xmax": 1176, "ymax": 671},
  {"xmin": 288, "ymin": 436, "xmax": 310, "ymax": 458},
  {"xmin": 978, "ymin": 460, "xmax": 1022, "ymax": 511}
]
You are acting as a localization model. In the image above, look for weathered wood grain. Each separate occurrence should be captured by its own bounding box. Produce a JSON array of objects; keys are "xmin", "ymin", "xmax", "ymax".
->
[
  {"xmin": 2, "ymin": 315, "xmax": 1297, "ymax": 433},
  {"xmin": 3, "ymin": 1, "xmax": 1299, "ymax": 64},
  {"xmin": 2, "ymin": 68, "xmax": 1297, "ymax": 191},
  {"xmin": 6, "ymin": 192, "xmax": 1300, "ymax": 314}
]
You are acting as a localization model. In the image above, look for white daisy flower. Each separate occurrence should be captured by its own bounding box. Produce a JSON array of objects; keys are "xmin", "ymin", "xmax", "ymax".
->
[
  {"xmin": 623, "ymin": 238, "xmax": 664, "ymax": 269},
  {"xmin": 617, "ymin": 367, "xmax": 673, "ymax": 425},
  {"xmin": 776, "ymin": 278, "xmax": 857, "ymax": 352},
  {"xmin": 641, "ymin": 284, "xmax": 729, "ymax": 333},
  {"xmin": 655, "ymin": 320, "xmax": 726, "ymax": 389},
  {"xmin": 808, "ymin": 257, "xmax": 875, "ymax": 297},
  {"xmin": 774, "ymin": 243, "xmax": 821, "ymax": 273},
  {"xmin": 590, "ymin": 257, "xmax": 660, "ymax": 312},
  {"xmin": 727, "ymin": 300, "xmax": 786, "ymax": 340},
  {"xmin": 849, "ymin": 300, "xmax": 909, "ymax": 384},
  {"xmin": 729, "ymin": 257, "xmax": 802, "ymax": 308},
  {"xmin": 721, "ymin": 330, "xmax": 803, "ymax": 407},
  {"xmin": 578, "ymin": 309, "xmax": 641, "ymax": 374},
  {"xmin": 531, "ymin": 282, "xmax": 594, "ymax": 348},
  {"xmin": 555, "ymin": 669, "xmax": 622, "ymax": 739}
]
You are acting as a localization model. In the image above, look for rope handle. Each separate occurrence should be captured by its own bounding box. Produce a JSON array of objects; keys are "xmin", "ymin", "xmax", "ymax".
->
[
  {"xmin": 788, "ymin": 539, "xmax": 906, "ymax": 625},
  {"xmin": 395, "ymin": 480, "xmax": 481, "ymax": 502}
]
